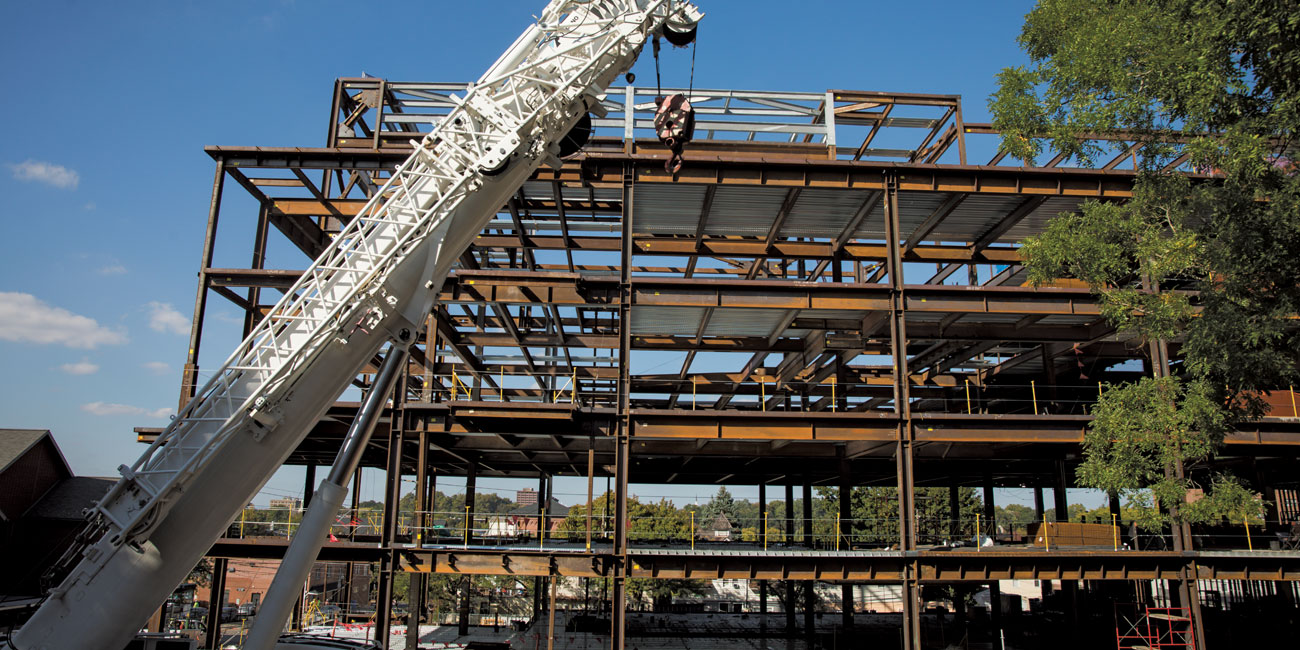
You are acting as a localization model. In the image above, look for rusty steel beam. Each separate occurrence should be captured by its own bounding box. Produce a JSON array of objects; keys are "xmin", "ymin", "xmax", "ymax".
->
[
  {"xmin": 218, "ymin": 269, "xmax": 1111, "ymax": 317},
  {"xmin": 633, "ymin": 278, "xmax": 1102, "ymax": 317},
  {"xmin": 207, "ymin": 146, "xmax": 1144, "ymax": 201},
  {"xmin": 208, "ymin": 539, "xmax": 383, "ymax": 563},
  {"xmin": 397, "ymin": 550, "xmax": 614, "ymax": 578},
  {"xmin": 465, "ymin": 233, "xmax": 1026, "ymax": 264},
  {"xmin": 208, "ymin": 540, "xmax": 1300, "ymax": 584}
]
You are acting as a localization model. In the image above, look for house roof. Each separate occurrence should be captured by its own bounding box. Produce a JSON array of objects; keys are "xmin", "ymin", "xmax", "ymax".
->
[
  {"xmin": 706, "ymin": 513, "xmax": 732, "ymax": 530},
  {"xmin": 0, "ymin": 429, "xmax": 56, "ymax": 475},
  {"xmin": 25, "ymin": 477, "xmax": 116, "ymax": 520},
  {"xmin": 507, "ymin": 498, "xmax": 570, "ymax": 517}
]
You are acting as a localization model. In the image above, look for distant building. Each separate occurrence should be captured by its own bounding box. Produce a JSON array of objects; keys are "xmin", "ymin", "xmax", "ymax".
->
[
  {"xmin": 269, "ymin": 497, "xmax": 302, "ymax": 510},
  {"xmin": 222, "ymin": 559, "xmax": 276, "ymax": 609},
  {"xmin": 486, "ymin": 498, "xmax": 569, "ymax": 537},
  {"xmin": 309, "ymin": 562, "xmax": 372, "ymax": 614},
  {"xmin": 0, "ymin": 429, "xmax": 115, "ymax": 599},
  {"xmin": 515, "ymin": 488, "xmax": 538, "ymax": 507},
  {"xmin": 701, "ymin": 513, "xmax": 734, "ymax": 541}
]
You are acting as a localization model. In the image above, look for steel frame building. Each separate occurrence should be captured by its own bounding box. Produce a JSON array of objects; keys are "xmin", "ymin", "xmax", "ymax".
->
[{"xmin": 151, "ymin": 78, "xmax": 1300, "ymax": 649}]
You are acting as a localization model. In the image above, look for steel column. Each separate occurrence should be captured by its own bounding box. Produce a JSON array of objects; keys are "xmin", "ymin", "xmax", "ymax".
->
[
  {"xmin": 759, "ymin": 482, "xmax": 768, "ymax": 619},
  {"xmin": 901, "ymin": 571, "xmax": 922, "ymax": 650},
  {"xmin": 1051, "ymin": 461, "xmax": 1079, "ymax": 646},
  {"xmin": 840, "ymin": 456, "xmax": 852, "ymax": 631},
  {"xmin": 181, "ymin": 157, "xmax": 226, "ymax": 408},
  {"xmin": 203, "ymin": 557, "xmax": 227, "ymax": 650},
  {"xmin": 376, "ymin": 374, "xmax": 407, "ymax": 646},
  {"xmin": 406, "ymin": 572, "xmax": 425, "ymax": 649},
  {"xmin": 537, "ymin": 473, "xmax": 548, "ymax": 544},
  {"xmin": 375, "ymin": 551, "xmax": 396, "ymax": 649},
  {"xmin": 785, "ymin": 483, "xmax": 795, "ymax": 540},
  {"xmin": 886, "ymin": 169, "xmax": 921, "ymax": 650},
  {"xmin": 949, "ymin": 485, "xmax": 960, "ymax": 542},
  {"xmin": 302, "ymin": 464, "xmax": 316, "ymax": 509},
  {"xmin": 459, "ymin": 462, "xmax": 477, "ymax": 636},
  {"xmin": 586, "ymin": 445, "xmax": 595, "ymax": 549},
  {"xmin": 611, "ymin": 435, "xmax": 630, "ymax": 649},
  {"xmin": 1053, "ymin": 460, "xmax": 1069, "ymax": 522},
  {"xmin": 803, "ymin": 577, "xmax": 815, "ymax": 646},
  {"xmin": 611, "ymin": 165, "xmax": 633, "ymax": 650},
  {"xmin": 802, "ymin": 483, "xmax": 813, "ymax": 548},
  {"xmin": 406, "ymin": 428, "xmax": 429, "ymax": 649},
  {"xmin": 785, "ymin": 481, "xmax": 796, "ymax": 637},
  {"xmin": 802, "ymin": 481, "xmax": 814, "ymax": 643},
  {"xmin": 548, "ymin": 577, "xmax": 558, "ymax": 650},
  {"xmin": 982, "ymin": 474, "xmax": 1000, "ymax": 642}
]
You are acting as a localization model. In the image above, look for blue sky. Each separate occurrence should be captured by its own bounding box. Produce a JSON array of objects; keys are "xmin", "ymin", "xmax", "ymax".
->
[{"xmin": 0, "ymin": 0, "xmax": 1079, "ymax": 508}]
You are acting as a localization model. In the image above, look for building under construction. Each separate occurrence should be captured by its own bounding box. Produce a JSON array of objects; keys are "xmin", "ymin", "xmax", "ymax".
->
[{"xmin": 157, "ymin": 78, "xmax": 1300, "ymax": 649}]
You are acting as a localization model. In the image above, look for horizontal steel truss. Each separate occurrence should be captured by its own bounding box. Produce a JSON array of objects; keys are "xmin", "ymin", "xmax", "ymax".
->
[
  {"xmin": 326, "ymin": 80, "xmax": 1202, "ymax": 170},
  {"xmin": 328, "ymin": 80, "xmax": 976, "ymax": 163},
  {"xmin": 214, "ymin": 270, "xmax": 1102, "ymax": 317},
  {"xmin": 142, "ymin": 402, "xmax": 1299, "ymax": 484},
  {"xmin": 205, "ymin": 540, "xmax": 1300, "ymax": 583}
]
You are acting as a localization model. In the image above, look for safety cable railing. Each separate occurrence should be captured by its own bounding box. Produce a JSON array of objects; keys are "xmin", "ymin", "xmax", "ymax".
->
[
  {"xmin": 221, "ymin": 505, "xmax": 1293, "ymax": 554},
  {"xmin": 334, "ymin": 81, "xmax": 965, "ymax": 162},
  {"xmin": 406, "ymin": 370, "xmax": 1229, "ymax": 417},
  {"xmin": 333, "ymin": 79, "xmax": 1211, "ymax": 170}
]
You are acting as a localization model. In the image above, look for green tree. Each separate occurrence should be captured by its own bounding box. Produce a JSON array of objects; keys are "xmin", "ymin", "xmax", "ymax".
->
[
  {"xmin": 731, "ymin": 498, "xmax": 760, "ymax": 530},
  {"xmin": 187, "ymin": 558, "xmax": 213, "ymax": 588},
  {"xmin": 556, "ymin": 491, "xmax": 692, "ymax": 544},
  {"xmin": 990, "ymin": 0, "xmax": 1296, "ymax": 526},
  {"xmin": 698, "ymin": 486, "xmax": 740, "ymax": 532},
  {"xmin": 994, "ymin": 503, "xmax": 1037, "ymax": 527},
  {"xmin": 821, "ymin": 486, "xmax": 981, "ymax": 547}
]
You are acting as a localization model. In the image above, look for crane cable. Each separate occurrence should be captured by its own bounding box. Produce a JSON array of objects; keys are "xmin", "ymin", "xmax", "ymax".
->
[
  {"xmin": 651, "ymin": 24, "xmax": 699, "ymax": 174},
  {"xmin": 651, "ymin": 30, "xmax": 699, "ymax": 98},
  {"xmin": 653, "ymin": 36, "xmax": 662, "ymax": 97},
  {"xmin": 688, "ymin": 32, "xmax": 697, "ymax": 98}
]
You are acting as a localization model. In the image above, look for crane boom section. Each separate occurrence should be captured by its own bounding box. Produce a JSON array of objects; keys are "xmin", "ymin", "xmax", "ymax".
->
[{"xmin": 14, "ymin": 2, "xmax": 701, "ymax": 648}]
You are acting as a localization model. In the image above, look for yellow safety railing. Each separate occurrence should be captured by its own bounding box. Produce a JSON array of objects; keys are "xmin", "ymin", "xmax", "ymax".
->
[{"xmin": 451, "ymin": 371, "xmax": 467, "ymax": 401}]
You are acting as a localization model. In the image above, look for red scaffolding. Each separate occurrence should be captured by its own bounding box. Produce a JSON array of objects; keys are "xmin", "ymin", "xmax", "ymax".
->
[{"xmin": 1115, "ymin": 604, "xmax": 1196, "ymax": 650}]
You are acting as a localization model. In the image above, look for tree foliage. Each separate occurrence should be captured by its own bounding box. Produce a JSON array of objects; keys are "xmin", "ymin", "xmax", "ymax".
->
[
  {"xmin": 820, "ymin": 486, "xmax": 981, "ymax": 547},
  {"xmin": 555, "ymin": 491, "xmax": 693, "ymax": 544},
  {"xmin": 698, "ymin": 486, "xmax": 741, "ymax": 531},
  {"xmin": 991, "ymin": 0, "xmax": 1297, "ymax": 523},
  {"xmin": 1080, "ymin": 376, "xmax": 1237, "ymax": 528}
]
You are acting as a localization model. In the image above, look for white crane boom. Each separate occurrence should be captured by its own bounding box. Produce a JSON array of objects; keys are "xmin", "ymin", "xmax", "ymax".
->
[{"xmin": 12, "ymin": 2, "xmax": 701, "ymax": 648}]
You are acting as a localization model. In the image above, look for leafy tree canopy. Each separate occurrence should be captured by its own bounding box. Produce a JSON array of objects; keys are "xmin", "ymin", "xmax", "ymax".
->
[{"xmin": 991, "ymin": 0, "xmax": 1297, "ymax": 525}]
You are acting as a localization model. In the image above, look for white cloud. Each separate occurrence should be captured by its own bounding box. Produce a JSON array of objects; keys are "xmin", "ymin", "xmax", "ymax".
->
[
  {"xmin": 147, "ymin": 301, "xmax": 190, "ymax": 335},
  {"xmin": 143, "ymin": 361, "xmax": 170, "ymax": 375},
  {"xmin": 213, "ymin": 310, "xmax": 244, "ymax": 325},
  {"xmin": 83, "ymin": 202, "xmax": 96, "ymax": 211},
  {"xmin": 8, "ymin": 159, "xmax": 79, "ymax": 189},
  {"xmin": 81, "ymin": 402, "xmax": 172, "ymax": 419},
  {"xmin": 60, "ymin": 357, "xmax": 99, "ymax": 375},
  {"xmin": 98, "ymin": 264, "xmax": 127, "ymax": 275},
  {"xmin": 0, "ymin": 292, "xmax": 127, "ymax": 349}
]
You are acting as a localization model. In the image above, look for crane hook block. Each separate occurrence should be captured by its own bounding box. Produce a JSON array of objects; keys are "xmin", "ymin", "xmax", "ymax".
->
[{"xmin": 654, "ymin": 93, "xmax": 695, "ymax": 174}]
